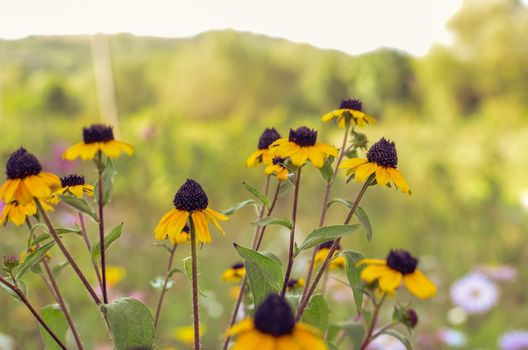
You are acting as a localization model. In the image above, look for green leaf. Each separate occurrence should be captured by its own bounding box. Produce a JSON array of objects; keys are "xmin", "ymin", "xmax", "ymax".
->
[
  {"xmin": 326, "ymin": 323, "xmax": 341, "ymax": 342},
  {"xmin": 52, "ymin": 261, "xmax": 70, "ymax": 278},
  {"xmin": 383, "ymin": 329, "xmax": 413, "ymax": 350},
  {"xmin": 28, "ymin": 223, "xmax": 49, "ymax": 245},
  {"xmin": 91, "ymin": 223, "xmax": 123, "ymax": 260},
  {"xmin": 253, "ymin": 217, "xmax": 293, "ymax": 230},
  {"xmin": 319, "ymin": 158, "xmax": 334, "ymax": 182},
  {"xmin": 95, "ymin": 157, "xmax": 117, "ymax": 206},
  {"xmin": 326, "ymin": 343, "xmax": 339, "ymax": 350},
  {"xmin": 168, "ymin": 268, "xmax": 183, "ymax": 278},
  {"xmin": 327, "ymin": 200, "xmax": 373, "ymax": 241},
  {"xmin": 59, "ymin": 195, "xmax": 98, "ymax": 221},
  {"xmin": 242, "ymin": 182, "xmax": 270, "ymax": 210},
  {"xmin": 341, "ymin": 250, "xmax": 366, "ymax": 315},
  {"xmin": 301, "ymin": 294, "xmax": 330, "ymax": 331},
  {"xmin": 297, "ymin": 224, "xmax": 360, "ymax": 252},
  {"xmin": 0, "ymin": 280, "xmax": 25, "ymax": 303},
  {"xmin": 103, "ymin": 297, "xmax": 155, "ymax": 350},
  {"xmin": 340, "ymin": 321, "xmax": 365, "ymax": 350},
  {"xmin": 31, "ymin": 227, "xmax": 82, "ymax": 247},
  {"xmin": 183, "ymin": 256, "xmax": 192, "ymax": 281},
  {"xmin": 16, "ymin": 241, "xmax": 55, "ymax": 280},
  {"xmin": 39, "ymin": 304, "xmax": 68, "ymax": 350},
  {"xmin": 278, "ymin": 179, "xmax": 293, "ymax": 195},
  {"xmin": 222, "ymin": 199, "xmax": 258, "ymax": 216},
  {"xmin": 234, "ymin": 244, "xmax": 283, "ymax": 306},
  {"xmin": 55, "ymin": 227, "xmax": 83, "ymax": 236}
]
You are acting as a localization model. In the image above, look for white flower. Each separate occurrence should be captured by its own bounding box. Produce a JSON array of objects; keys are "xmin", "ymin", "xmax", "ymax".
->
[
  {"xmin": 450, "ymin": 273, "xmax": 498, "ymax": 314},
  {"xmin": 436, "ymin": 328, "xmax": 467, "ymax": 347},
  {"xmin": 499, "ymin": 331, "xmax": 528, "ymax": 350},
  {"xmin": 368, "ymin": 334, "xmax": 406, "ymax": 350}
]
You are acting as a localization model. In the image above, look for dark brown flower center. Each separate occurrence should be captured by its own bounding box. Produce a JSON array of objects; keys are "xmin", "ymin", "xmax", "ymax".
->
[
  {"xmin": 6, "ymin": 148, "xmax": 42, "ymax": 179},
  {"xmin": 318, "ymin": 241, "xmax": 341, "ymax": 251},
  {"xmin": 231, "ymin": 262, "xmax": 244, "ymax": 270},
  {"xmin": 257, "ymin": 128, "xmax": 281, "ymax": 149},
  {"xmin": 272, "ymin": 157, "xmax": 286, "ymax": 166},
  {"xmin": 288, "ymin": 127, "xmax": 317, "ymax": 147},
  {"xmin": 339, "ymin": 98, "xmax": 362, "ymax": 111},
  {"xmin": 367, "ymin": 138, "xmax": 398, "ymax": 168},
  {"xmin": 173, "ymin": 179, "xmax": 208, "ymax": 212},
  {"xmin": 61, "ymin": 174, "xmax": 85, "ymax": 187},
  {"xmin": 83, "ymin": 124, "xmax": 114, "ymax": 143},
  {"xmin": 386, "ymin": 250, "xmax": 418, "ymax": 275},
  {"xmin": 254, "ymin": 294, "xmax": 295, "ymax": 336}
]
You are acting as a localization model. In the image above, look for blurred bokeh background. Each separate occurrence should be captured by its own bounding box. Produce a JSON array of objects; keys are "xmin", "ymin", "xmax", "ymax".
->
[{"xmin": 1, "ymin": 0, "xmax": 528, "ymax": 349}]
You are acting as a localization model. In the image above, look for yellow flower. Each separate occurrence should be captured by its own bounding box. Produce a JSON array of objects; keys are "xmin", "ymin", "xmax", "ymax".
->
[
  {"xmin": 154, "ymin": 179, "xmax": 228, "ymax": 244},
  {"xmin": 314, "ymin": 242, "xmax": 345, "ymax": 270},
  {"xmin": 49, "ymin": 174, "xmax": 94, "ymax": 204},
  {"xmin": 222, "ymin": 262, "xmax": 246, "ymax": 283},
  {"xmin": 339, "ymin": 138, "xmax": 410, "ymax": 194},
  {"xmin": 0, "ymin": 148, "xmax": 60, "ymax": 205},
  {"xmin": 168, "ymin": 224, "xmax": 191, "ymax": 245},
  {"xmin": 105, "ymin": 265, "xmax": 127, "ymax": 288},
  {"xmin": 286, "ymin": 278, "xmax": 305, "ymax": 291},
  {"xmin": 172, "ymin": 325, "xmax": 205, "ymax": 345},
  {"xmin": 246, "ymin": 128, "xmax": 282, "ymax": 167},
  {"xmin": 229, "ymin": 286, "xmax": 241, "ymax": 300},
  {"xmin": 228, "ymin": 294, "xmax": 327, "ymax": 350},
  {"xmin": 63, "ymin": 124, "xmax": 133, "ymax": 160},
  {"xmin": 321, "ymin": 99, "xmax": 376, "ymax": 128},
  {"xmin": 264, "ymin": 157, "xmax": 289, "ymax": 180},
  {"xmin": 0, "ymin": 201, "xmax": 37, "ymax": 226},
  {"xmin": 358, "ymin": 250, "xmax": 437, "ymax": 299},
  {"xmin": 270, "ymin": 127, "xmax": 337, "ymax": 168}
]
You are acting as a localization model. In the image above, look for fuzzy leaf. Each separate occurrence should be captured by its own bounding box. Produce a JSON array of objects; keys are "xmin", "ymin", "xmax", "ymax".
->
[
  {"xmin": 341, "ymin": 250, "xmax": 366, "ymax": 314},
  {"xmin": 301, "ymin": 294, "xmax": 330, "ymax": 331},
  {"xmin": 39, "ymin": 304, "xmax": 68, "ymax": 350},
  {"xmin": 297, "ymin": 224, "xmax": 360, "ymax": 252}
]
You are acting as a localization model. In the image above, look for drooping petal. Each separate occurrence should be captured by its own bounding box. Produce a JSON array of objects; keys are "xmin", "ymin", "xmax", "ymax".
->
[
  {"xmin": 204, "ymin": 210, "xmax": 226, "ymax": 236},
  {"xmin": 354, "ymin": 162, "xmax": 377, "ymax": 182},
  {"xmin": 387, "ymin": 168, "xmax": 410, "ymax": 194},
  {"xmin": 360, "ymin": 264, "xmax": 393, "ymax": 283},
  {"xmin": 307, "ymin": 147, "xmax": 324, "ymax": 168},
  {"xmin": 315, "ymin": 143, "xmax": 338, "ymax": 157},
  {"xmin": 378, "ymin": 270, "xmax": 403, "ymax": 292},
  {"xmin": 293, "ymin": 324, "xmax": 327, "ymax": 350},
  {"xmin": 227, "ymin": 319, "xmax": 254, "ymax": 336},
  {"xmin": 114, "ymin": 140, "xmax": 134, "ymax": 155},
  {"xmin": 192, "ymin": 211, "xmax": 212, "ymax": 243},
  {"xmin": 23, "ymin": 176, "xmax": 51, "ymax": 199},
  {"xmin": 204, "ymin": 207, "xmax": 228, "ymax": 221},
  {"xmin": 321, "ymin": 110, "xmax": 339, "ymax": 122},
  {"xmin": 38, "ymin": 172, "xmax": 61, "ymax": 187},
  {"xmin": 68, "ymin": 185, "xmax": 84, "ymax": 198},
  {"xmin": 15, "ymin": 180, "xmax": 34, "ymax": 204},
  {"xmin": 404, "ymin": 270, "xmax": 437, "ymax": 298},
  {"xmin": 63, "ymin": 142, "xmax": 88, "ymax": 160},
  {"xmin": 83, "ymin": 184, "xmax": 95, "ymax": 196},
  {"xmin": 356, "ymin": 259, "xmax": 386, "ymax": 267},
  {"xmin": 100, "ymin": 141, "xmax": 123, "ymax": 158},
  {"xmin": 339, "ymin": 158, "xmax": 368, "ymax": 171},
  {"xmin": 1, "ymin": 179, "xmax": 21, "ymax": 203},
  {"xmin": 245, "ymin": 150, "xmax": 264, "ymax": 167},
  {"xmin": 375, "ymin": 167, "xmax": 390, "ymax": 187},
  {"xmin": 289, "ymin": 148, "xmax": 309, "ymax": 167},
  {"xmin": 276, "ymin": 336, "xmax": 302, "ymax": 350},
  {"xmin": 232, "ymin": 331, "xmax": 275, "ymax": 350}
]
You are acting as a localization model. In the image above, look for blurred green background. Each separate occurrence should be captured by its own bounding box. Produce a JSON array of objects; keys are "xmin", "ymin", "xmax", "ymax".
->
[{"xmin": 1, "ymin": 0, "xmax": 528, "ymax": 349}]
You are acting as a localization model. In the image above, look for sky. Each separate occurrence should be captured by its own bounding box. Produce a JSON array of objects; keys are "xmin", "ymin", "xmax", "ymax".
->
[{"xmin": 0, "ymin": 0, "xmax": 463, "ymax": 56}]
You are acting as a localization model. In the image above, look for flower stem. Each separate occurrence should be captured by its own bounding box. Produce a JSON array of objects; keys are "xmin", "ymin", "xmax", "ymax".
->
[
  {"xmin": 296, "ymin": 177, "xmax": 372, "ymax": 319},
  {"xmin": 97, "ymin": 152, "xmax": 108, "ymax": 304},
  {"xmin": 0, "ymin": 275, "xmax": 67, "ymax": 350},
  {"xmin": 300, "ymin": 126, "xmax": 350, "ymax": 306},
  {"xmin": 78, "ymin": 213, "xmax": 103, "ymax": 294},
  {"xmin": 280, "ymin": 167, "xmax": 302, "ymax": 297},
  {"xmin": 222, "ymin": 178, "xmax": 281, "ymax": 350},
  {"xmin": 154, "ymin": 243, "xmax": 178, "ymax": 331},
  {"xmin": 189, "ymin": 217, "xmax": 201, "ymax": 350},
  {"xmin": 360, "ymin": 294, "xmax": 387, "ymax": 350},
  {"xmin": 35, "ymin": 199, "xmax": 101, "ymax": 306}
]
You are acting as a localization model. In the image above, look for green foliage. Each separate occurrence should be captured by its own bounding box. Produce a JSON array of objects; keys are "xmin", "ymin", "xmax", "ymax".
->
[
  {"xmin": 242, "ymin": 182, "xmax": 270, "ymax": 210},
  {"xmin": 39, "ymin": 304, "xmax": 68, "ymax": 350},
  {"xmin": 297, "ymin": 224, "xmax": 360, "ymax": 252},
  {"xmin": 253, "ymin": 217, "xmax": 293, "ymax": 230},
  {"xmin": 95, "ymin": 157, "xmax": 117, "ymax": 206},
  {"xmin": 301, "ymin": 294, "xmax": 330, "ymax": 331},
  {"xmin": 341, "ymin": 250, "xmax": 366, "ymax": 315},
  {"xmin": 91, "ymin": 223, "xmax": 123, "ymax": 260},
  {"xmin": 59, "ymin": 195, "xmax": 98, "ymax": 221},
  {"xmin": 16, "ymin": 241, "xmax": 55, "ymax": 281},
  {"xmin": 103, "ymin": 298, "xmax": 155, "ymax": 350}
]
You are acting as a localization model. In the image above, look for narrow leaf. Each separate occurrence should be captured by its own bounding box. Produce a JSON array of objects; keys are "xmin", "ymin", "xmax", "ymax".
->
[
  {"xmin": 341, "ymin": 250, "xmax": 366, "ymax": 314},
  {"xmin": 52, "ymin": 261, "xmax": 70, "ymax": 278},
  {"xmin": 242, "ymin": 182, "xmax": 270, "ymax": 210},
  {"xmin": 319, "ymin": 158, "xmax": 334, "ymax": 183},
  {"xmin": 95, "ymin": 157, "xmax": 117, "ymax": 206},
  {"xmin": 298, "ymin": 224, "xmax": 360, "ymax": 252},
  {"xmin": 16, "ymin": 241, "xmax": 55, "ymax": 280},
  {"xmin": 222, "ymin": 199, "xmax": 258, "ymax": 216},
  {"xmin": 91, "ymin": 223, "xmax": 123, "ymax": 260},
  {"xmin": 253, "ymin": 217, "xmax": 293, "ymax": 230},
  {"xmin": 39, "ymin": 304, "xmax": 68, "ymax": 350},
  {"xmin": 301, "ymin": 294, "xmax": 330, "ymax": 331},
  {"xmin": 327, "ymin": 200, "xmax": 373, "ymax": 241},
  {"xmin": 234, "ymin": 244, "xmax": 283, "ymax": 306},
  {"xmin": 59, "ymin": 195, "xmax": 98, "ymax": 221},
  {"xmin": 103, "ymin": 297, "xmax": 155, "ymax": 350},
  {"xmin": 0, "ymin": 280, "xmax": 25, "ymax": 302}
]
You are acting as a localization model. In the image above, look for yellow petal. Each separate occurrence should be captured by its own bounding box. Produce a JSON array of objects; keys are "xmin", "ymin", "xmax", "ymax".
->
[
  {"xmin": 356, "ymin": 259, "xmax": 386, "ymax": 267},
  {"xmin": 114, "ymin": 140, "xmax": 134, "ymax": 155},
  {"xmin": 204, "ymin": 207, "xmax": 228, "ymax": 221},
  {"xmin": 245, "ymin": 150, "xmax": 264, "ymax": 167},
  {"xmin": 339, "ymin": 158, "xmax": 368, "ymax": 170},
  {"xmin": 387, "ymin": 168, "xmax": 410, "ymax": 194},
  {"xmin": 307, "ymin": 147, "xmax": 324, "ymax": 168},
  {"xmin": 23, "ymin": 176, "xmax": 51, "ymax": 199},
  {"xmin": 192, "ymin": 212, "xmax": 212, "ymax": 244},
  {"xmin": 232, "ymin": 331, "xmax": 275, "ymax": 350},
  {"xmin": 63, "ymin": 142, "xmax": 87, "ymax": 160},
  {"xmin": 378, "ymin": 270, "xmax": 403, "ymax": 292},
  {"xmin": 289, "ymin": 149, "xmax": 308, "ymax": 167},
  {"xmin": 83, "ymin": 185, "xmax": 95, "ymax": 196},
  {"xmin": 277, "ymin": 336, "xmax": 302, "ymax": 350},
  {"xmin": 315, "ymin": 143, "xmax": 338, "ymax": 157},
  {"xmin": 261, "ymin": 150, "xmax": 273, "ymax": 165},
  {"xmin": 360, "ymin": 265, "xmax": 393, "ymax": 283},
  {"xmin": 1, "ymin": 179, "xmax": 21, "ymax": 203},
  {"xmin": 293, "ymin": 325, "xmax": 327, "ymax": 350},
  {"xmin": 204, "ymin": 211, "xmax": 226, "ymax": 237},
  {"xmin": 321, "ymin": 110, "xmax": 338, "ymax": 122},
  {"xmin": 375, "ymin": 167, "xmax": 390, "ymax": 187},
  {"xmin": 404, "ymin": 270, "xmax": 437, "ymax": 298},
  {"xmin": 227, "ymin": 319, "xmax": 254, "ymax": 337},
  {"xmin": 100, "ymin": 141, "xmax": 122, "ymax": 158},
  {"xmin": 354, "ymin": 162, "xmax": 377, "ymax": 182},
  {"xmin": 69, "ymin": 185, "xmax": 84, "ymax": 198},
  {"xmin": 38, "ymin": 172, "xmax": 61, "ymax": 187},
  {"xmin": 15, "ymin": 180, "xmax": 34, "ymax": 204}
]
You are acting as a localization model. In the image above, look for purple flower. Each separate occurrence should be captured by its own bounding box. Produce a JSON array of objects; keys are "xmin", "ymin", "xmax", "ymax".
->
[
  {"xmin": 499, "ymin": 331, "xmax": 528, "ymax": 350},
  {"xmin": 450, "ymin": 273, "xmax": 498, "ymax": 314}
]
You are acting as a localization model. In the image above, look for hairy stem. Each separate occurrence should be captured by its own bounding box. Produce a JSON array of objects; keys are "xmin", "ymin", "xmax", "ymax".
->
[
  {"xmin": 154, "ymin": 243, "xmax": 178, "ymax": 330},
  {"xmin": 0, "ymin": 276, "xmax": 67, "ymax": 350},
  {"xmin": 280, "ymin": 167, "xmax": 302, "ymax": 297},
  {"xmin": 35, "ymin": 199, "xmax": 101, "ymax": 305},
  {"xmin": 97, "ymin": 152, "xmax": 108, "ymax": 304},
  {"xmin": 189, "ymin": 217, "xmax": 201, "ymax": 350},
  {"xmin": 360, "ymin": 294, "xmax": 387, "ymax": 350}
]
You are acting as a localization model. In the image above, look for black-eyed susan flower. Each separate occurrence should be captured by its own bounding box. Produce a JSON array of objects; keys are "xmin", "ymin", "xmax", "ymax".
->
[
  {"xmin": 154, "ymin": 179, "xmax": 228, "ymax": 244},
  {"xmin": 49, "ymin": 174, "xmax": 94, "ymax": 204},
  {"xmin": 358, "ymin": 250, "xmax": 437, "ymax": 299},
  {"xmin": 270, "ymin": 127, "xmax": 337, "ymax": 168},
  {"xmin": 0, "ymin": 148, "xmax": 60, "ymax": 205},
  {"xmin": 222, "ymin": 262, "xmax": 246, "ymax": 283},
  {"xmin": 0, "ymin": 201, "xmax": 37, "ymax": 226},
  {"xmin": 228, "ymin": 294, "xmax": 327, "ymax": 350},
  {"xmin": 286, "ymin": 278, "xmax": 305, "ymax": 291},
  {"xmin": 314, "ymin": 241, "xmax": 345, "ymax": 270},
  {"xmin": 264, "ymin": 157, "xmax": 289, "ymax": 181},
  {"xmin": 321, "ymin": 99, "xmax": 376, "ymax": 128},
  {"xmin": 63, "ymin": 124, "xmax": 133, "ymax": 160},
  {"xmin": 339, "ymin": 138, "xmax": 410, "ymax": 194},
  {"xmin": 169, "ymin": 224, "xmax": 191, "ymax": 245},
  {"xmin": 246, "ymin": 128, "xmax": 282, "ymax": 167}
]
